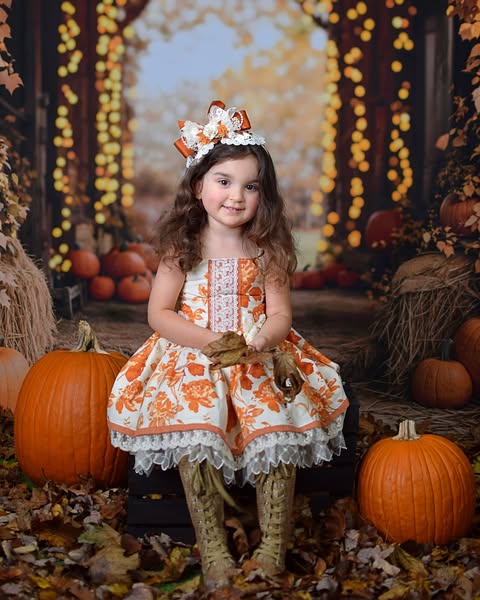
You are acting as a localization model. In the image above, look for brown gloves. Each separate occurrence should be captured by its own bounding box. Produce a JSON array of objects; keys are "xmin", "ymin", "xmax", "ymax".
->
[{"xmin": 201, "ymin": 331, "xmax": 303, "ymax": 401}]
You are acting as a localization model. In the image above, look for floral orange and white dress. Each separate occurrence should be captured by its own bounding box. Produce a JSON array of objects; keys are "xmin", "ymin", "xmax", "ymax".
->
[{"xmin": 107, "ymin": 257, "xmax": 349, "ymax": 485}]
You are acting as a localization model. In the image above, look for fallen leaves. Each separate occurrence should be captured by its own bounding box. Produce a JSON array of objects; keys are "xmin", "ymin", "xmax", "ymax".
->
[{"xmin": 1, "ymin": 408, "xmax": 480, "ymax": 598}]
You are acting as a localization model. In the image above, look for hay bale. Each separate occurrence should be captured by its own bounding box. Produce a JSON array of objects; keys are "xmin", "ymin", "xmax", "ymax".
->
[
  {"xmin": 369, "ymin": 253, "xmax": 480, "ymax": 393},
  {"xmin": 0, "ymin": 239, "xmax": 56, "ymax": 364}
]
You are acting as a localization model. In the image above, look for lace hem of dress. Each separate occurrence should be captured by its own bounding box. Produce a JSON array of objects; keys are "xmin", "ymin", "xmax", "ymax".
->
[{"xmin": 110, "ymin": 417, "xmax": 346, "ymax": 486}]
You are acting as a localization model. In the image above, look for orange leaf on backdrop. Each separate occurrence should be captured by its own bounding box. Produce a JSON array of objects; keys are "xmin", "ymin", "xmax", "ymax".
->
[
  {"xmin": 0, "ymin": 69, "xmax": 22, "ymax": 93},
  {"xmin": 435, "ymin": 133, "xmax": 449, "ymax": 151},
  {"xmin": 0, "ymin": 16, "xmax": 10, "ymax": 34}
]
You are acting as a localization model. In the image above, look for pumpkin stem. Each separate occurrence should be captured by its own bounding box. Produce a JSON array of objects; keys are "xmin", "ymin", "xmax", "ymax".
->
[
  {"xmin": 71, "ymin": 320, "xmax": 108, "ymax": 354},
  {"xmin": 440, "ymin": 338, "xmax": 454, "ymax": 361},
  {"xmin": 392, "ymin": 419, "xmax": 421, "ymax": 441}
]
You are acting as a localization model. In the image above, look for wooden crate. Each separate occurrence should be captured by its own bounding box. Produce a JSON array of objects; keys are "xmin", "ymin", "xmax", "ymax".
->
[{"xmin": 126, "ymin": 386, "xmax": 359, "ymax": 543}]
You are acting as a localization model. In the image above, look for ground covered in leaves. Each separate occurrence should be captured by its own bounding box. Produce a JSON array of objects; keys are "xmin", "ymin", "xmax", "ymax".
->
[{"xmin": 1, "ymin": 409, "xmax": 480, "ymax": 600}]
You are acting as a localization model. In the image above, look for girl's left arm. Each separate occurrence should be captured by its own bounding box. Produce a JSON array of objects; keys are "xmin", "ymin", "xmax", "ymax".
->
[{"xmin": 248, "ymin": 278, "xmax": 292, "ymax": 352}]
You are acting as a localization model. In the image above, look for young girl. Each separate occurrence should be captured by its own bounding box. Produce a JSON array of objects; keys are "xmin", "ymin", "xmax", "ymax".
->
[{"xmin": 107, "ymin": 100, "xmax": 349, "ymax": 584}]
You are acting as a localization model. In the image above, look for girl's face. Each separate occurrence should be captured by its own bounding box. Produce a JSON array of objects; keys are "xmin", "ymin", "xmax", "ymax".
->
[{"xmin": 195, "ymin": 155, "xmax": 260, "ymax": 233}]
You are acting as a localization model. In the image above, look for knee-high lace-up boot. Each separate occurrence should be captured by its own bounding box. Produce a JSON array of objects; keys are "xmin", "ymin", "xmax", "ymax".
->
[
  {"xmin": 252, "ymin": 463, "xmax": 296, "ymax": 576},
  {"xmin": 178, "ymin": 457, "xmax": 237, "ymax": 584}
]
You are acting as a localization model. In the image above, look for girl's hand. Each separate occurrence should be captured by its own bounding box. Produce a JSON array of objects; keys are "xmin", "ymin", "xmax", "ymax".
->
[{"xmin": 248, "ymin": 335, "xmax": 271, "ymax": 353}]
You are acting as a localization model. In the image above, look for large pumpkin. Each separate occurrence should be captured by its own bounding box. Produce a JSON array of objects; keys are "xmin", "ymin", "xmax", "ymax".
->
[
  {"xmin": 357, "ymin": 420, "xmax": 476, "ymax": 545},
  {"xmin": 365, "ymin": 208, "xmax": 402, "ymax": 249},
  {"xmin": 439, "ymin": 193, "xmax": 478, "ymax": 236},
  {"xmin": 0, "ymin": 338, "xmax": 29, "ymax": 413},
  {"xmin": 14, "ymin": 321, "xmax": 128, "ymax": 488},
  {"xmin": 453, "ymin": 317, "xmax": 480, "ymax": 396},
  {"xmin": 411, "ymin": 339, "xmax": 472, "ymax": 408}
]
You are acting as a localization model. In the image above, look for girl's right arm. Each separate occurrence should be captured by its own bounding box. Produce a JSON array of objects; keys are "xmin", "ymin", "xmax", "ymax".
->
[{"xmin": 147, "ymin": 260, "xmax": 220, "ymax": 350}]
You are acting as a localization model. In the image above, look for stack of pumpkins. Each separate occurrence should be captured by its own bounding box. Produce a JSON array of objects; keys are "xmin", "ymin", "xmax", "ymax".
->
[
  {"xmin": 411, "ymin": 317, "xmax": 480, "ymax": 409},
  {"xmin": 1, "ymin": 321, "xmax": 128, "ymax": 489},
  {"xmin": 292, "ymin": 261, "xmax": 360, "ymax": 290},
  {"xmin": 68, "ymin": 238, "xmax": 159, "ymax": 304}
]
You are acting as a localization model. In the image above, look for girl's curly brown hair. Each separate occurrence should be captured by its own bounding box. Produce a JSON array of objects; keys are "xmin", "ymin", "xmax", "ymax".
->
[{"xmin": 154, "ymin": 143, "xmax": 297, "ymax": 283}]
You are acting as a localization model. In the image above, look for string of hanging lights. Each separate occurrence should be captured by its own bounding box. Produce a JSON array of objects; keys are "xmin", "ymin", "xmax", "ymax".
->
[
  {"xmin": 48, "ymin": 0, "xmax": 82, "ymax": 273},
  {"xmin": 296, "ymin": 0, "xmax": 416, "ymax": 254}
]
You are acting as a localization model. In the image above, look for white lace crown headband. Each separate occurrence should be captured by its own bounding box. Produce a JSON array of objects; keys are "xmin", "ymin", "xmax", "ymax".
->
[{"xmin": 174, "ymin": 100, "xmax": 266, "ymax": 167}]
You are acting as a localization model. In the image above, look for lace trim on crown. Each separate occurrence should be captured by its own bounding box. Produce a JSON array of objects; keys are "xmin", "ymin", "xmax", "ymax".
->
[
  {"xmin": 110, "ymin": 416, "xmax": 346, "ymax": 487},
  {"xmin": 209, "ymin": 258, "xmax": 239, "ymax": 333}
]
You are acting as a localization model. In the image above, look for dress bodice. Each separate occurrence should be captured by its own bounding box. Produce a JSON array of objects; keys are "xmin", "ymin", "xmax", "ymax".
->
[{"xmin": 177, "ymin": 258, "xmax": 266, "ymax": 340}]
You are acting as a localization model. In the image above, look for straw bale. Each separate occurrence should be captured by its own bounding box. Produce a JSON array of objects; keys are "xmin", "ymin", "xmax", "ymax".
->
[{"xmin": 0, "ymin": 239, "xmax": 56, "ymax": 364}]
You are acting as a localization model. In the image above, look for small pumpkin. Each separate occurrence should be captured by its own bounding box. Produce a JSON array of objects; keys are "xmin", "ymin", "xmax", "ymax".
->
[
  {"xmin": 0, "ymin": 337, "xmax": 29, "ymax": 413},
  {"xmin": 117, "ymin": 274, "xmax": 151, "ymax": 304},
  {"xmin": 439, "ymin": 193, "xmax": 478, "ymax": 236},
  {"xmin": 365, "ymin": 208, "xmax": 402, "ymax": 249},
  {"xmin": 453, "ymin": 317, "xmax": 480, "ymax": 396},
  {"xmin": 411, "ymin": 339, "xmax": 472, "ymax": 408},
  {"xmin": 337, "ymin": 268, "xmax": 360, "ymax": 289},
  {"xmin": 323, "ymin": 262, "xmax": 345, "ymax": 285},
  {"xmin": 301, "ymin": 269, "xmax": 326, "ymax": 290},
  {"xmin": 67, "ymin": 245, "xmax": 101, "ymax": 280},
  {"xmin": 14, "ymin": 321, "xmax": 128, "ymax": 487},
  {"xmin": 291, "ymin": 265, "xmax": 310, "ymax": 289},
  {"xmin": 357, "ymin": 420, "xmax": 476, "ymax": 545},
  {"xmin": 108, "ymin": 243, "xmax": 147, "ymax": 279},
  {"xmin": 88, "ymin": 275, "xmax": 116, "ymax": 301}
]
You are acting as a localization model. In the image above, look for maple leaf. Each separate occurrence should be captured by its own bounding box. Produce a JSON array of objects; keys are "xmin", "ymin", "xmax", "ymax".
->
[
  {"xmin": 0, "ymin": 288, "xmax": 10, "ymax": 307},
  {"xmin": 0, "ymin": 21, "xmax": 10, "ymax": 40},
  {"xmin": 272, "ymin": 350, "xmax": 304, "ymax": 400},
  {"xmin": 88, "ymin": 545, "xmax": 140, "ymax": 585},
  {"xmin": 475, "ymin": 258, "xmax": 480, "ymax": 272},
  {"xmin": 78, "ymin": 523, "xmax": 121, "ymax": 548},
  {"xmin": 443, "ymin": 244, "xmax": 455, "ymax": 257},
  {"xmin": 0, "ymin": 268, "xmax": 16, "ymax": 287},
  {"xmin": 0, "ymin": 68, "xmax": 22, "ymax": 93},
  {"xmin": 435, "ymin": 132, "xmax": 450, "ymax": 151}
]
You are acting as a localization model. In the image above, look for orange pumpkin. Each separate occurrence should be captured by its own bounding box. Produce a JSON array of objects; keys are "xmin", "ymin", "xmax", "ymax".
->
[
  {"xmin": 127, "ymin": 238, "xmax": 160, "ymax": 273},
  {"xmin": 323, "ymin": 262, "xmax": 345, "ymax": 285},
  {"xmin": 117, "ymin": 274, "xmax": 151, "ymax": 304},
  {"xmin": 439, "ymin": 193, "xmax": 478, "ymax": 236},
  {"xmin": 337, "ymin": 269, "xmax": 360, "ymax": 289},
  {"xmin": 101, "ymin": 245, "xmax": 120, "ymax": 276},
  {"xmin": 453, "ymin": 317, "xmax": 480, "ymax": 396},
  {"xmin": 88, "ymin": 275, "xmax": 116, "ymax": 301},
  {"xmin": 365, "ymin": 208, "xmax": 402, "ymax": 249},
  {"xmin": 411, "ymin": 339, "xmax": 472, "ymax": 408},
  {"xmin": 108, "ymin": 245, "xmax": 147, "ymax": 279},
  {"xmin": 67, "ymin": 246, "xmax": 101, "ymax": 280},
  {"xmin": 14, "ymin": 321, "xmax": 128, "ymax": 488},
  {"xmin": 0, "ymin": 338, "xmax": 29, "ymax": 413},
  {"xmin": 357, "ymin": 420, "xmax": 476, "ymax": 545},
  {"xmin": 301, "ymin": 269, "xmax": 326, "ymax": 290}
]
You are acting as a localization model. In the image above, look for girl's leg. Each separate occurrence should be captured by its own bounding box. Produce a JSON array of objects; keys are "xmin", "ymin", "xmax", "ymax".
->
[
  {"xmin": 178, "ymin": 457, "xmax": 237, "ymax": 584},
  {"xmin": 252, "ymin": 463, "xmax": 296, "ymax": 576}
]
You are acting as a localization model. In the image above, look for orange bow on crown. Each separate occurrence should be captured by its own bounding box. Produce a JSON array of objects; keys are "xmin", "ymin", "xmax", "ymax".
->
[{"xmin": 174, "ymin": 100, "xmax": 264, "ymax": 166}]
